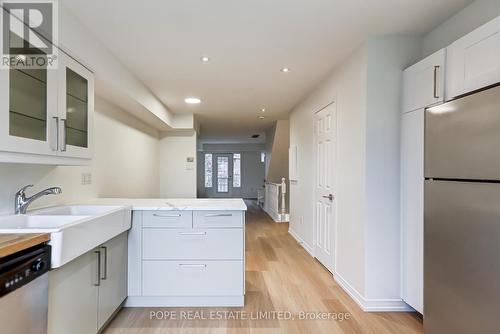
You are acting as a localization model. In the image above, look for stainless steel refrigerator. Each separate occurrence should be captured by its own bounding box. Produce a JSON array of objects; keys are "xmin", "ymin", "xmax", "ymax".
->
[{"xmin": 425, "ymin": 84, "xmax": 500, "ymax": 334}]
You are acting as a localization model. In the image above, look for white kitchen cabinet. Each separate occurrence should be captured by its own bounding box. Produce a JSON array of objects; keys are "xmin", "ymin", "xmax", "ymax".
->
[
  {"xmin": 56, "ymin": 53, "xmax": 94, "ymax": 160},
  {"xmin": 97, "ymin": 233, "xmax": 128, "ymax": 330},
  {"xmin": 142, "ymin": 210, "xmax": 192, "ymax": 228},
  {"xmin": 402, "ymin": 49, "xmax": 445, "ymax": 113},
  {"xmin": 48, "ymin": 232, "xmax": 128, "ymax": 334},
  {"xmin": 401, "ymin": 49, "xmax": 443, "ymax": 313},
  {"xmin": 142, "ymin": 260, "xmax": 244, "ymax": 296},
  {"xmin": 0, "ymin": 52, "xmax": 58, "ymax": 158},
  {"xmin": 400, "ymin": 109, "xmax": 424, "ymax": 313},
  {"xmin": 193, "ymin": 210, "xmax": 244, "ymax": 228},
  {"xmin": 48, "ymin": 248, "xmax": 99, "ymax": 334},
  {"xmin": 446, "ymin": 15, "xmax": 500, "ymax": 99},
  {"xmin": 127, "ymin": 209, "xmax": 246, "ymax": 307},
  {"xmin": 0, "ymin": 33, "xmax": 94, "ymax": 164},
  {"xmin": 143, "ymin": 228, "xmax": 244, "ymax": 260}
]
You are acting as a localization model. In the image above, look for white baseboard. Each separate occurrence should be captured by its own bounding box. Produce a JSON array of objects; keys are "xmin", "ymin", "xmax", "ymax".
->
[
  {"xmin": 288, "ymin": 228, "xmax": 315, "ymax": 257},
  {"xmin": 263, "ymin": 207, "xmax": 289, "ymax": 223},
  {"xmin": 333, "ymin": 272, "xmax": 414, "ymax": 312},
  {"xmin": 125, "ymin": 295, "xmax": 244, "ymax": 307},
  {"xmin": 287, "ymin": 229, "xmax": 412, "ymax": 313}
]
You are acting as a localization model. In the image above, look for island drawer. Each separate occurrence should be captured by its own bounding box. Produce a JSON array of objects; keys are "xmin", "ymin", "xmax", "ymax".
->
[
  {"xmin": 193, "ymin": 211, "xmax": 244, "ymax": 228},
  {"xmin": 142, "ymin": 211, "xmax": 192, "ymax": 228},
  {"xmin": 142, "ymin": 260, "xmax": 244, "ymax": 296},
  {"xmin": 142, "ymin": 229, "xmax": 244, "ymax": 260}
]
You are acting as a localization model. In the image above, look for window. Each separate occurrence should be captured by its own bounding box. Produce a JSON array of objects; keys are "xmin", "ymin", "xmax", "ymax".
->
[
  {"xmin": 261, "ymin": 152, "xmax": 266, "ymax": 163},
  {"xmin": 233, "ymin": 153, "xmax": 241, "ymax": 188},
  {"xmin": 204, "ymin": 153, "xmax": 213, "ymax": 187}
]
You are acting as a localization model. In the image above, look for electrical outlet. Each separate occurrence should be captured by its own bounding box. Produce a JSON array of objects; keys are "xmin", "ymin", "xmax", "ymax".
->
[{"xmin": 81, "ymin": 173, "xmax": 92, "ymax": 185}]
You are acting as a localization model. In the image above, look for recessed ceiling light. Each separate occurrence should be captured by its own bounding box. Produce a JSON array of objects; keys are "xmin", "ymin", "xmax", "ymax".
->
[
  {"xmin": 261, "ymin": 108, "xmax": 266, "ymax": 112},
  {"xmin": 200, "ymin": 56, "xmax": 210, "ymax": 63},
  {"xmin": 259, "ymin": 116, "xmax": 265, "ymax": 120},
  {"xmin": 280, "ymin": 67, "xmax": 290, "ymax": 73},
  {"xmin": 185, "ymin": 97, "xmax": 201, "ymax": 104}
]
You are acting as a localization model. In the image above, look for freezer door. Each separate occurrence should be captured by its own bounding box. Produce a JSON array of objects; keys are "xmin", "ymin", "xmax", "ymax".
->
[
  {"xmin": 425, "ymin": 85, "xmax": 500, "ymax": 180},
  {"xmin": 425, "ymin": 180, "xmax": 500, "ymax": 334}
]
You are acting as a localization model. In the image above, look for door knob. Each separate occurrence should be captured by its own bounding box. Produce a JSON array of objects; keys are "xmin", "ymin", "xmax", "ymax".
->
[{"xmin": 322, "ymin": 194, "xmax": 334, "ymax": 201}]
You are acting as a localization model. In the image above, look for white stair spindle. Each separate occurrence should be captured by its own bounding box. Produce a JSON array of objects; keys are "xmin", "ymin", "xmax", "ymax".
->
[{"xmin": 281, "ymin": 178, "xmax": 286, "ymax": 215}]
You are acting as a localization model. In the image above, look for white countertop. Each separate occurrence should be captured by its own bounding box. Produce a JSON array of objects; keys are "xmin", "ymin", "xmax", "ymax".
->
[{"xmin": 84, "ymin": 198, "xmax": 248, "ymax": 211}]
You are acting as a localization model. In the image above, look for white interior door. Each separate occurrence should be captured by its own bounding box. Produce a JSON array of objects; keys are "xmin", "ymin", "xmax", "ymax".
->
[
  {"xmin": 313, "ymin": 103, "xmax": 336, "ymax": 273},
  {"xmin": 214, "ymin": 153, "xmax": 233, "ymax": 195}
]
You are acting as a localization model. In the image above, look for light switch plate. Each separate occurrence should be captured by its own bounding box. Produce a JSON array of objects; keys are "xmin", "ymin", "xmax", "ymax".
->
[{"xmin": 81, "ymin": 173, "xmax": 92, "ymax": 185}]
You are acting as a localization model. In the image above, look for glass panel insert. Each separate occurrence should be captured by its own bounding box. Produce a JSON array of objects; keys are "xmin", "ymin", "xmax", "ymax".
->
[
  {"xmin": 204, "ymin": 153, "xmax": 213, "ymax": 188},
  {"xmin": 9, "ymin": 32, "xmax": 48, "ymax": 141},
  {"xmin": 217, "ymin": 156, "xmax": 229, "ymax": 192},
  {"xmin": 233, "ymin": 153, "xmax": 241, "ymax": 188},
  {"xmin": 66, "ymin": 68, "xmax": 88, "ymax": 148}
]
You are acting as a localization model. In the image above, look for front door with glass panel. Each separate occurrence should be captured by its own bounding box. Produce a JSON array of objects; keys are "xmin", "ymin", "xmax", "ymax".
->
[
  {"xmin": 214, "ymin": 153, "xmax": 233, "ymax": 194},
  {"xmin": 203, "ymin": 153, "xmax": 242, "ymax": 197}
]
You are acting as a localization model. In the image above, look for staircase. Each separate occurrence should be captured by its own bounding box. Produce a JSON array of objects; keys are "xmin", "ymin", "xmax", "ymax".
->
[{"xmin": 262, "ymin": 178, "xmax": 289, "ymax": 223}]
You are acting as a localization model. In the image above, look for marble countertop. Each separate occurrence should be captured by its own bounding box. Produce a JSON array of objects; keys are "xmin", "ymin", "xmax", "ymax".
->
[{"xmin": 85, "ymin": 198, "xmax": 248, "ymax": 211}]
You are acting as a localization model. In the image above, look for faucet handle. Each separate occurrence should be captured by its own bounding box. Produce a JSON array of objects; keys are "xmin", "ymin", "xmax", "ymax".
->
[{"xmin": 16, "ymin": 184, "xmax": 33, "ymax": 196}]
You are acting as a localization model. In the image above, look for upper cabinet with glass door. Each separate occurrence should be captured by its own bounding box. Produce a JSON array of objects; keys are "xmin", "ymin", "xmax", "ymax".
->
[
  {"xmin": 0, "ymin": 31, "xmax": 94, "ymax": 164},
  {"xmin": 0, "ymin": 32, "xmax": 58, "ymax": 158},
  {"xmin": 57, "ymin": 53, "xmax": 94, "ymax": 160}
]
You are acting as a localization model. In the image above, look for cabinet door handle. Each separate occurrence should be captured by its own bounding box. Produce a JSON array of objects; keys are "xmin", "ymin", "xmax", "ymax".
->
[
  {"xmin": 433, "ymin": 65, "xmax": 440, "ymax": 99},
  {"xmin": 51, "ymin": 117, "xmax": 59, "ymax": 151},
  {"xmin": 179, "ymin": 232, "xmax": 207, "ymax": 236},
  {"xmin": 60, "ymin": 119, "xmax": 67, "ymax": 152},
  {"xmin": 153, "ymin": 213, "xmax": 182, "ymax": 218},
  {"xmin": 94, "ymin": 250, "xmax": 101, "ymax": 286},
  {"xmin": 178, "ymin": 263, "xmax": 207, "ymax": 268},
  {"xmin": 100, "ymin": 246, "xmax": 107, "ymax": 280},
  {"xmin": 204, "ymin": 213, "xmax": 232, "ymax": 217}
]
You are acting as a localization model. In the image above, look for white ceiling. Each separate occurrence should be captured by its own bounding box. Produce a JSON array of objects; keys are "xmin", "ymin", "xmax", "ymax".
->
[{"xmin": 61, "ymin": 0, "xmax": 472, "ymax": 140}]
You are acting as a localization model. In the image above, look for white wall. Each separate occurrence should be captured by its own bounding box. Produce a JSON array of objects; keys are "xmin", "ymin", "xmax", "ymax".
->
[
  {"xmin": 265, "ymin": 120, "xmax": 290, "ymax": 184},
  {"xmin": 364, "ymin": 37, "xmax": 421, "ymax": 299},
  {"xmin": 289, "ymin": 37, "xmax": 421, "ymax": 306},
  {"xmin": 0, "ymin": 97, "xmax": 160, "ymax": 215},
  {"xmin": 92, "ymin": 98, "xmax": 160, "ymax": 198},
  {"xmin": 58, "ymin": 3, "xmax": 192, "ymax": 131},
  {"xmin": 289, "ymin": 46, "xmax": 368, "ymax": 295},
  {"xmin": 422, "ymin": 0, "xmax": 500, "ymax": 57},
  {"xmin": 159, "ymin": 131, "xmax": 197, "ymax": 198}
]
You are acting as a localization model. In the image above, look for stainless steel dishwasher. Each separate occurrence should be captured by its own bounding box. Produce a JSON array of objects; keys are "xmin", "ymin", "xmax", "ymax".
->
[{"xmin": 0, "ymin": 243, "xmax": 51, "ymax": 334}]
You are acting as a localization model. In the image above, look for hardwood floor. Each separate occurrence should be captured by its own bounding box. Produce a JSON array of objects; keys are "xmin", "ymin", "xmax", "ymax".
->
[{"xmin": 103, "ymin": 202, "xmax": 423, "ymax": 334}]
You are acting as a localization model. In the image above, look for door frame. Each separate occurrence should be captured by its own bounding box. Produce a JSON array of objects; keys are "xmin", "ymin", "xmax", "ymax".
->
[
  {"xmin": 203, "ymin": 152, "xmax": 244, "ymax": 198},
  {"xmin": 312, "ymin": 101, "xmax": 337, "ymax": 273}
]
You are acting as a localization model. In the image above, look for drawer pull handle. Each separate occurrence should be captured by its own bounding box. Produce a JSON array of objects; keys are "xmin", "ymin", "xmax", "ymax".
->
[
  {"xmin": 153, "ymin": 213, "xmax": 182, "ymax": 218},
  {"xmin": 179, "ymin": 232, "xmax": 207, "ymax": 236},
  {"xmin": 204, "ymin": 213, "xmax": 233, "ymax": 217},
  {"xmin": 179, "ymin": 264, "xmax": 207, "ymax": 268}
]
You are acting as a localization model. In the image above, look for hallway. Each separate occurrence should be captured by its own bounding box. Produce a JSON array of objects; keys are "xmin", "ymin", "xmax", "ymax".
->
[{"xmin": 104, "ymin": 203, "xmax": 423, "ymax": 334}]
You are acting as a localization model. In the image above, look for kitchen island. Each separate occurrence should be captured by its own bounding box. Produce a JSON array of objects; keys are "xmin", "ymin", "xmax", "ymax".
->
[{"xmin": 88, "ymin": 198, "xmax": 247, "ymax": 307}]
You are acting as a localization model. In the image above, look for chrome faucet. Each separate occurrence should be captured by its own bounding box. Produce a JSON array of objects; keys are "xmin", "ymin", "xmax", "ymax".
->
[{"xmin": 15, "ymin": 185, "xmax": 62, "ymax": 215}]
